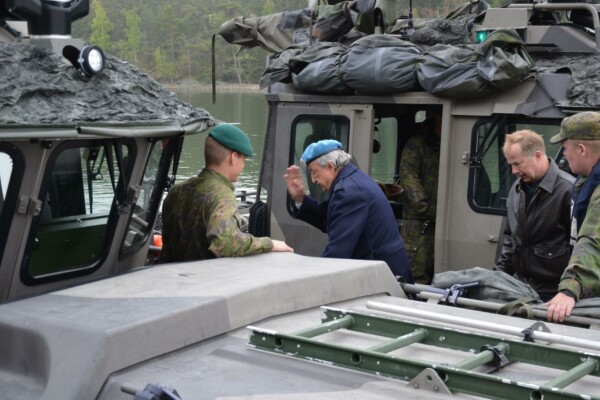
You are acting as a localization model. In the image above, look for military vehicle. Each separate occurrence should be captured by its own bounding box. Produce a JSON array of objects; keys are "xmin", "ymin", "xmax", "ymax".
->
[
  {"xmin": 230, "ymin": 0, "xmax": 600, "ymax": 270},
  {"xmin": 2, "ymin": 1, "xmax": 600, "ymax": 399}
]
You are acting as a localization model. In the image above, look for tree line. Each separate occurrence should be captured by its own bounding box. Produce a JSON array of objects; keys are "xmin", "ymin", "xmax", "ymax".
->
[{"xmin": 73, "ymin": 0, "xmax": 505, "ymax": 85}]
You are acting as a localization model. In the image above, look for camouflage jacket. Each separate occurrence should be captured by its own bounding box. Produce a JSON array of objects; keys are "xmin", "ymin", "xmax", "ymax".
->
[
  {"xmin": 398, "ymin": 133, "xmax": 439, "ymax": 220},
  {"xmin": 160, "ymin": 168, "xmax": 273, "ymax": 262},
  {"xmin": 558, "ymin": 180, "xmax": 600, "ymax": 300}
]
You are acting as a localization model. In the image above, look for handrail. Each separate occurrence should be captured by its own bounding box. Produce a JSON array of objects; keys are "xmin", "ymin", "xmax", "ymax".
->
[
  {"xmin": 508, "ymin": 2, "xmax": 600, "ymax": 30},
  {"xmin": 508, "ymin": 2, "xmax": 600, "ymax": 49}
]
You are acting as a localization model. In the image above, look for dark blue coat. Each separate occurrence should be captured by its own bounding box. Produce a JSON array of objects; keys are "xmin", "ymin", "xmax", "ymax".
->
[{"xmin": 293, "ymin": 163, "xmax": 413, "ymax": 283}]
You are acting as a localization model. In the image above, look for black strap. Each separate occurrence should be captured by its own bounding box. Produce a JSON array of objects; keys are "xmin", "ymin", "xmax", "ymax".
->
[{"xmin": 211, "ymin": 34, "xmax": 217, "ymax": 104}]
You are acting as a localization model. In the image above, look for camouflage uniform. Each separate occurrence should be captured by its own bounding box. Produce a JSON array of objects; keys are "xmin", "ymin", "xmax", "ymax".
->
[
  {"xmin": 160, "ymin": 168, "xmax": 273, "ymax": 262},
  {"xmin": 557, "ymin": 179, "xmax": 600, "ymax": 300},
  {"xmin": 399, "ymin": 131, "xmax": 439, "ymax": 284},
  {"xmin": 550, "ymin": 112, "xmax": 600, "ymax": 301}
]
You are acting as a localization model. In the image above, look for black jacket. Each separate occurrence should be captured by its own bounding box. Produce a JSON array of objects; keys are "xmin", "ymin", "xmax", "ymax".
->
[{"xmin": 495, "ymin": 159, "xmax": 575, "ymax": 296}]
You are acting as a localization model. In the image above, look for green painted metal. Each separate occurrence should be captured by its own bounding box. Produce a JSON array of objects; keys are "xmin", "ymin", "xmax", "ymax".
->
[
  {"xmin": 366, "ymin": 328, "xmax": 427, "ymax": 353},
  {"xmin": 247, "ymin": 307, "xmax": 600, "ymax": 400},
  {"xmin": 453, "ymin": 343, "xmax": 509, "ymax": 371},
  {"xmin": 292, "ymin": 314, "xmax": 354, "ymax": 338},
  {"xmin": 542, "ymin": 358, "xmax": 599, "ymax": 389}
]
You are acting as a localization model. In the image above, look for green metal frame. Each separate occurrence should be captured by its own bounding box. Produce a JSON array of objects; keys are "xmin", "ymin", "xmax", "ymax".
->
[{"xmin": 248, "ymin": 307, "xmax": 600, "ymax": 400}]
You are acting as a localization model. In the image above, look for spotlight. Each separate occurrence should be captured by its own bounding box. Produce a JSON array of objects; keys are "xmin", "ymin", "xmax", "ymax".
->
[{"xmin": 77, "ymin": 45, "xmax": 105, "ymax": 76}]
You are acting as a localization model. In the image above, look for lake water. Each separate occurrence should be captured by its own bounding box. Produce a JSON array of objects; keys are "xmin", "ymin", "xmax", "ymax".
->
[{"xmin": 174, "ymin": 90, "xmax": 267, "ymax": 192}]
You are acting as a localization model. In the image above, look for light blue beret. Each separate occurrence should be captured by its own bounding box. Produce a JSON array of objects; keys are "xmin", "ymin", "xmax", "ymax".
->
[
  {"xmin": 209, "ymin": 123, "xmax": 254, "ymax": 157},
  {"xmin": 301, "ymin": 139, "xmax": 342, "ymax": 164}
]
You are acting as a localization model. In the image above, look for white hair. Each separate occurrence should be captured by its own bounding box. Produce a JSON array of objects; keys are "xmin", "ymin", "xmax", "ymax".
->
[{"xmin": 304, "ymin": 149, "xmax": 352, "ymax": 170}]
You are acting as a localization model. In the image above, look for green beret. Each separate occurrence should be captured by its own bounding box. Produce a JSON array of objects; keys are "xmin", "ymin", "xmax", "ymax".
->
[
  {"xmin": 209, "ymin": 124, "xmax": 254, "ymax": 157},
  {"xmin": 550, "ymin": 112, "xmax": 600, "ymax": 144}
]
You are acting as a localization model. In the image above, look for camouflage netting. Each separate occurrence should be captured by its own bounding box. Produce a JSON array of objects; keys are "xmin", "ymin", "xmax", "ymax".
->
[
  {"xmin": 0, "ymin": 41, "xmax": 212, "ymax": 126},
  {"xmin": 534, "ymin": 53, "xmax": 600, "ymax": 109},
  {"xmin": 408, "ymin": 16, "xmax": 473, "ymax": 47}
]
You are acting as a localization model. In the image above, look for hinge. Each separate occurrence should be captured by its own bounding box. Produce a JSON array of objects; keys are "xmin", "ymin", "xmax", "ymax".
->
[
  {"xmin": 461, "ymin": 151, "xmax": 470, "ymax": 165},
  {"xmin": 116, "ymin": 185, "xmax": 141, "ymax": 215},
  {"xmin": 17, "ymin": 196, "xmax": 42, "ymax": 216}
]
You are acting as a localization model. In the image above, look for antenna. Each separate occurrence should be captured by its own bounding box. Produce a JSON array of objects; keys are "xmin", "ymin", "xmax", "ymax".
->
[{"xmin": 407, "ymin": 0, "xmax": 415, "ymax": 37}]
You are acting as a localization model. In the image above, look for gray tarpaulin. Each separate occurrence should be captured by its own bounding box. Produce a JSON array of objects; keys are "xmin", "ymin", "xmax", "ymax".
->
[
  {"xmin": 292, "ymin": 56, "xmax": 353, "ymax": 94},
  {"xmin": 260, "ymin": 47, "xmax": 306, "ymax": 89},
  {"xmin": 339, "ymin": 34, "xmax": 421, "ymax": 94},
  {"xmin": 434, "ymin": 267, "xmax": 600, "ymax": 319},
  {"xmin": 416, "ymin": 28, "xmax": 533, "ymax": 99},
  {"xmin": 218, "ymin": 9, "xmax": 312, "ymax": 53},
  {"xmin": 0, "ymin": 41, "xmax": 212, "ymax": 127},
  {"xmin": 289, "ymin": 42, "xmax": 352, "ymax": 94},
  {"xmin": 433, "ymin": 267, "xmax": 542, "ymax": 303}
]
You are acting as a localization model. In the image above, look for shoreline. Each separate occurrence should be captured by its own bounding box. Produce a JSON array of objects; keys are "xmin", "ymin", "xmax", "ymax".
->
[{"xmin": 163, "ymin": 82, "xmax": 261, "ymax": 93}]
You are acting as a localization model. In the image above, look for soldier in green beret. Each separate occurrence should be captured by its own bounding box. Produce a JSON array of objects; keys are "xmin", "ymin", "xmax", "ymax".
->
[
  {"xmin": 546, "ymin": 112, "xmax": 600, "ymax": 322},
  {"xmin": 160, "ymin": 123, "xmax": 293, "ymax": 262}
]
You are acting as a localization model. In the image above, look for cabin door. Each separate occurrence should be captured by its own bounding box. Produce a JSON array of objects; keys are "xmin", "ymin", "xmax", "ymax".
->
[{"xmin": 264, "ymin": 102, "xmax": 374, "ymax": 257}]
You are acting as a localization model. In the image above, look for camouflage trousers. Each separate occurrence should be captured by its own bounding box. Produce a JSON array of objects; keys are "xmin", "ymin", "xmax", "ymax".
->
[{"xmin": 401, "ymin": 219, "xmax": 435, "ymax": 284}]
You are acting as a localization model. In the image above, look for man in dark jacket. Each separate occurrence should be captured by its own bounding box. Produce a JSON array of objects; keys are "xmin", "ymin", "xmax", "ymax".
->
[
  {"xmin": 495, "ymin": 129, "xmax": 574, "ymax": 301},
  {"xmin": 284, "ymin": 139, "xmax": 413, "ymax": 283}
]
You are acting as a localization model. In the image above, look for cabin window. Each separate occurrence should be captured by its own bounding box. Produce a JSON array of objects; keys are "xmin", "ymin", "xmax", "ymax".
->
[
  {"xmin": 22, "ymin": 140, "xmax": 133, "ymax": 284},
  {"xmin": 290, "ymin": 116, "xmax": 350, "ymax": 203},
  {"xmin": 468, "ymin": 117, "xmax": 562, "ymax": 215},
  {"xmin": 0, "ymin": 152, "xmax": 12, "ymax": 220},
  {"xmin": 0, "ymin": 144, "xmax": 24, "ymax": 264},
  {"xmin": 121, "ymin": 137, "xmax": 180, "ymax": 255}
]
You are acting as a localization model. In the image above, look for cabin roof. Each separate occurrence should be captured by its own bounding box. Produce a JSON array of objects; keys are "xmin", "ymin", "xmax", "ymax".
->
[{"xmin": 0, "ymin": 41, "xmax": 213, "ymax": 130}]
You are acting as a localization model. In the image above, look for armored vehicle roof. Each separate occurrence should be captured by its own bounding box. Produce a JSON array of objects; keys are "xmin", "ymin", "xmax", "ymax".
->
[{"xmin": 0, "ymin": 41, "xmax": 212, "ymax": 131}]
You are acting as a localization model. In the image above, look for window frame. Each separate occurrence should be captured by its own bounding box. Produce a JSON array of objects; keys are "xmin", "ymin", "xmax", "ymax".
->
[
  {"xmin": 467, "ymin": 115, "xmax": 563, "ymax": 216},
  {"xmin": 287, "ymin": 114, "xmax": 351, "ymax": 213},
  {"xmin": 120, "ymin": 136, "xmax": 182, "ymax": 258},
  {"xmin": 0, "ymin": 142, "xmax": 25, "ymax": 265},
  {"xmin": 20, "ymin": 138, "xmax": 135, "ymax": 285}
]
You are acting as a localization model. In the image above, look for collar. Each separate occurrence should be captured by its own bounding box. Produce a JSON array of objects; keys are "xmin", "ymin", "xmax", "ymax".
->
[
  {"xmin": 200, "ymin": 167, "xmax": 235, "ymax": 191},
  {"xmin": 516, "ymin": 157, "xmax": 558, "ymax": 194},
  {"xmin": 331, "ymin": 163, "xmax": 358, "ymax": 190}
]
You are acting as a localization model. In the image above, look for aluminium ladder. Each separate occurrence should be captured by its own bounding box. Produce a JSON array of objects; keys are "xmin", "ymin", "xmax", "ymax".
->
[{"xmin": 247, "ymin": 305, "xmax": 600, "ymax": 400}]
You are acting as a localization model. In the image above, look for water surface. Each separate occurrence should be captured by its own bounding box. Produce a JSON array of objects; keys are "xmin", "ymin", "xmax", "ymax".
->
[{"xmin": 175, "ymin": 90, "xmax": 267, "ymax": 192}]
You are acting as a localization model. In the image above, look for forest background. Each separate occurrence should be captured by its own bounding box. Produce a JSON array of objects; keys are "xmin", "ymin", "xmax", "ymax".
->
[{"xmin": 73, "ymin": 0, "xmax": 506, "ymax": 86}]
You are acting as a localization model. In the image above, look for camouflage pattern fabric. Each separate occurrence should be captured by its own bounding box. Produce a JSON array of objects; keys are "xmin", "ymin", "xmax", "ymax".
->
[
  {"xmin": 160, "ymin": 168, "xmax": 273, "ymax": 263},
  {"xmin": 550, "ymin": 111, "xmax": 600, "ymax": 143},
  {"xmin": 399, "ymin": 133, "xmax": 439, "ymax": 284},
  {"xmin": 401, "ymin": 219, "xmax": 434, "ymax": 284},
  {"xmin": 558, "ymin": 183, "xmax": 600, "ymax": 300}
]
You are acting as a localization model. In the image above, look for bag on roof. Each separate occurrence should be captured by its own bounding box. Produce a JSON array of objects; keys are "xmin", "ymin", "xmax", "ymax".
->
[
  {"xmin": 218, "ymin": 9, "xmax": 312, "ymax": 53},
  {"xmin": 339, "ymin": 34, "xmax": 421, "ymax": 94},
  {"xmin": 312, "ymin": 2, "xmax": 354, "ymax": 43},
  {"xmin": 291, "ymin": 42, "xmax": 352, "ymax": 94},
  {"xmin": 218, "ymin": 0, "xmax": 399, "ymax": 55},
  {"xmin": 260, "ymin": 47, "xmax": 306, "ymax": 89},
  {"xmin": 352, "ymin": 0, "xmax": 398, "ymax": 34},
  {"xmin": 416, "ymin": 28, "xmax": 533, "ymax": 98},
  {"xmin": 433, "ymin": 267, "xmax": 542, "ymax": 303}
]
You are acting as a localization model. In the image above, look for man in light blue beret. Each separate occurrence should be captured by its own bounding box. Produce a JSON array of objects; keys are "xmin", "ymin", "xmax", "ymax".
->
[
  {"xmin": 284, "ymin": 139, "xmax": 413, "ymax": 282},
  {"xmin": 161, "ymin": 123, "xmax": 293, "ymax": 262}
]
